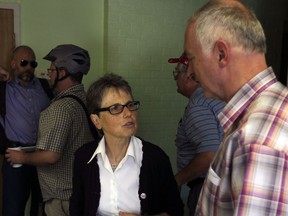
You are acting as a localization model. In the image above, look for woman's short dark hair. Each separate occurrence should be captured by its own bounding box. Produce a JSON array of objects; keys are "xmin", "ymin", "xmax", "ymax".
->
[{"xmin": 86, "ymin": 73, "xmax": 133, "ymax": 115}]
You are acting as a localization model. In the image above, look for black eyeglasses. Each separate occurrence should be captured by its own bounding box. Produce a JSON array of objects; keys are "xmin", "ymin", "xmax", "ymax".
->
[
  {"xmin": 95, "ymin": 101, "xmax": 140, "ymax": 115},
  {"xmin": 20, "ymin": 60, "xmax": 38, "ymax": 68},
  {"xmin": 172, "ymin": 64, "xmax": 188, "ymax": 80}
]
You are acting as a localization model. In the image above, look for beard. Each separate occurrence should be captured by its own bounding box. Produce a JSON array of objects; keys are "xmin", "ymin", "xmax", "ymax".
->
[{"xmin": 15, "ymin": 71, "xmax": 35, "ymax": 82}]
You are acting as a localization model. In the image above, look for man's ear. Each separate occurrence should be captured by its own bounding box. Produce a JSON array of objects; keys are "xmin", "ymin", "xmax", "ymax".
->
[
  {"xmin": 90, "ymin": 114, "xmax": 102, "ymax": 130},
  {"xmin": 58, "ymin": 68, "xmax": 68, "ymax": 79},
  {"xmin": 214, "ymin": 40, "xmax": 229, "ymax": 67}
]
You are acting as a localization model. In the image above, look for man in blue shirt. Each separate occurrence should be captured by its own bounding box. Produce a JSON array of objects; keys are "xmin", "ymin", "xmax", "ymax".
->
[
  {"xmin": 5, "ymin": 44, "xmax": 95, "ymax": 216},
  {"xmin": 0, "ymin": 45, "xmax": 51, "ymax": 216},
  {"xmin": 168, "ymin": 53, "xmax": 225, "ymax": 215}
]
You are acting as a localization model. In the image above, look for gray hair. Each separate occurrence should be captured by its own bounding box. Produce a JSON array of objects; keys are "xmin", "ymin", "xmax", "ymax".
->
[{"xmin": 191, "ymin": 0, "xmax": 266, "ymax": 55}]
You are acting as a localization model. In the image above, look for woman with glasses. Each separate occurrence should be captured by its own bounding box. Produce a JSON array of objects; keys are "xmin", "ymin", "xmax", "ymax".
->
[{"xmin": 70, "ymin": 73, "xmax": 183, "ymax": 216}]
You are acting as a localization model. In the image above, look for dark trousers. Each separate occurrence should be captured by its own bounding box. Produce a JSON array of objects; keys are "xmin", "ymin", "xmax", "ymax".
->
[
  {"xmin": 2, "ymin": 158, "xmax": 43, "ymax": 216},
  {"xmin": 187, "ymin": 178, "xmax": 204, "ymax": 216}
]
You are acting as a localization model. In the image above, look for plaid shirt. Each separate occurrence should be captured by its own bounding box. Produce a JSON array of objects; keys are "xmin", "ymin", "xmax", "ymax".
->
[
  {"xmin": 196, "ymin": 67, "xmax": 288, "ymax": 216},
  {"xmin": 37, "ymin": 84, "xmax": 94, "ymax": 201}
]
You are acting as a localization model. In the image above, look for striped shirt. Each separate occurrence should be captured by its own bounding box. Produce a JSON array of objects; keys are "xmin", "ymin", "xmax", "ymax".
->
[
  {"xmin": 176, "ymin": 87, "xmax": 225, "ymax": 172},
  {"xmin": 196, "ymin": 67, "xmax": 288, "ymax": 216}
]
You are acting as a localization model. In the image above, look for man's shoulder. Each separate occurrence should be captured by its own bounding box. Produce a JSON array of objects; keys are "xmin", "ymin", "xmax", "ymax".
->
[
  {"xmin": 53, "ymin": 92, "xmax": 86, "ymax": 113},
  {"xmin": 191, "ymin": 87, "xmax": 218, "ymax": 104},
  {"xmin": 57, "ymin": 84, "xmax": 86, "ymax": 100},
  {"xmin": 190, "ymin": 92, "xmax": 225, "ymax": 113}
]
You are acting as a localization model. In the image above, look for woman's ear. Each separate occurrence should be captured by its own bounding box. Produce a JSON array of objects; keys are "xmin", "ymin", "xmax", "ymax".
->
[{"xmin": 90, "ymin": 114, "xmax": 102, "ymax": 130}]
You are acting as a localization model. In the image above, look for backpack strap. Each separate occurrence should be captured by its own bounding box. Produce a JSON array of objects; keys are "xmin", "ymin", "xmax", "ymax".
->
[{"xmin": 60, "ymin": 95, "xmax": 100, "ymax": 141}]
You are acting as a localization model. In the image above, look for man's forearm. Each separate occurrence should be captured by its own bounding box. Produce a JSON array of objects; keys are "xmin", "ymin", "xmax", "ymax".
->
[
  {"xmin": 175, "ymin": 151, "xmax": 215, "ymax": 186},
  {"xmin": 6, "ymin": 149, "xmax": 61, "ymax": 166}
]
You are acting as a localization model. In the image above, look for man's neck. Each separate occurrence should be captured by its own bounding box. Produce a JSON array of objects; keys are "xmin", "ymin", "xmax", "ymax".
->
[{"xmin": 54, "ymin": 79, "xmax": 80, "ymax": 95}]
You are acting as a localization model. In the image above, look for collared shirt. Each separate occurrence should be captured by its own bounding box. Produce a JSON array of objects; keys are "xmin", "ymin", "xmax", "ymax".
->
[
  {"xmin": 37, "ymin": 84, "xmax": 94, "ymax": 201},
  {"xmin": 175, "ymin": 87, "xmax": 225, "ymax": 171},
  {"xmin": 0, "ymin": 78, "xmax": 50, "ymax": 144},
  {"xmin": 88, "ymin": 136, "xmax": 143, "ymax": 216},
  {"xmin": 196, "ymin": 67, "xmax": 288, "ymax": 215}
]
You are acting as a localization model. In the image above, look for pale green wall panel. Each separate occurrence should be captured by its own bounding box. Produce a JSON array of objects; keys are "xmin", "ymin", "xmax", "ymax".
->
[
  {"xmin": 0, "ymin": 0, "xmax": 105, "ymax": 88},
  {"xmin": 1, "ymin": 0, "xmax": 208, "ymax": 214},
  {"xmin": 106, "ymin": 1, "xmax": 207, "ymax": 212},
  {"xmin": 106, "ymin": 0, "xmax": 208, "ymax": 171}
]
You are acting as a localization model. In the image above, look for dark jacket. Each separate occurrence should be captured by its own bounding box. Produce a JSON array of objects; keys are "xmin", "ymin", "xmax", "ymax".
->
[{"xmin": 70, "ymin": 138, "xmax": 184, "ymax": 216}]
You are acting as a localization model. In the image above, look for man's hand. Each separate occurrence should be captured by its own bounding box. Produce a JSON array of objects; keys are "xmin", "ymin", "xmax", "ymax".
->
[
  {"xmin": 0, "ymin": 66, "xmax": 10, "ymax": 81},
  {"xmin": 119, "ymin": 212, "xmax": 139, "ymax": 216},
  {"xmin": 5, "ymin": 148, "xmax": 61, "ymax": 166},
  {"xmin": 5, "ymin": 148, "xmax": 26, "ymax": 166}
]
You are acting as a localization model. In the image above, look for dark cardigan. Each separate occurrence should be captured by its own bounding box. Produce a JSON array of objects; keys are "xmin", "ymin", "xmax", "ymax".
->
[{"xmin": 70, "ymin": 138, "xmax": 184, "ymax": 216}]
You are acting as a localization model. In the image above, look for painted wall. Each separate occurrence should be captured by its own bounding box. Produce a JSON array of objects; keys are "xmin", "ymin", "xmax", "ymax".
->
[
  {"xmin": 1, "ymin": 0, "xmax": 286, "ymax": 169},
  {"xmin": 106, "ymin": 0, "xmax": 208, "ymax": 169},
  {"xmin": 105, "ymin": 0, "xmax": 287, "ymax": 176},
  {"xmin": 0, "ymin": 0, "xmax": 206, "ymax": 171},
  {"xmin": 2, "ymin": 0, "xmax": 287, "ymax": 215},
  {"xmin": 0, "ymin": 0, "xmax": 105, "ymax": 88},
  {"xmin": 106, "ymin": 1, "xmax": 207, "ymax": 213},
  {"xmin": 0, "ymin": 0, "xmax": 207, "ymax": 214}
]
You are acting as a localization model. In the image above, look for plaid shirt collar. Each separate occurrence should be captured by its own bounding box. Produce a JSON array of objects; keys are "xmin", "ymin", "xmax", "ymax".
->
[{"xmin": 218, "ymin": 67, "xmax": 277, "ymax": 132}]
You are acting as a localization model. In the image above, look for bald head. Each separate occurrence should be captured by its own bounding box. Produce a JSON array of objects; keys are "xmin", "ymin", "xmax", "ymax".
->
[{"xmin": 12, "ymin": 45, "xmax": 36, "ymax": 60}]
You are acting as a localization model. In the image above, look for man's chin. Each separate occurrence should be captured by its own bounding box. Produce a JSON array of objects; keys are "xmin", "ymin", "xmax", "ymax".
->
[{"xmin": 18, "ymin": 73, "xmax": 34, "ymax": 82}]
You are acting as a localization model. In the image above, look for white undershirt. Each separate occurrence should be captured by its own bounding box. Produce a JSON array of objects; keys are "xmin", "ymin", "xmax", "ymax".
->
[{"xmin": 87, "ymin": 136, "xmax": 143, "ymax": 216}]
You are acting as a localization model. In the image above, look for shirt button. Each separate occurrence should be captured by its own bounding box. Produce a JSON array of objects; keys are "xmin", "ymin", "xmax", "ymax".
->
[{"xmin": 140, "ymin": 193, "xmax": 147, "ymax": 199}]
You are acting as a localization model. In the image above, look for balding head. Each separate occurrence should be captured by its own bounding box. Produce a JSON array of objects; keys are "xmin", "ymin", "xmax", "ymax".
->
[
  {"xmin": 187, "ymin": 0, "xmax": 266, "ymax": 56},
  {"xmin": 12, "ymin": 45, "xmax": 36, "ymax": 60},
  {"xmin": 11, "ymin": 45, "xmax": 37, "ymax": 85}
]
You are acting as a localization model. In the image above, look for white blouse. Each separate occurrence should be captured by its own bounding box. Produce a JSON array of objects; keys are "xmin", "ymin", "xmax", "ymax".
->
[{"xmin": 88, "ymin": 136, "xmax": 143, "ymax": 216}]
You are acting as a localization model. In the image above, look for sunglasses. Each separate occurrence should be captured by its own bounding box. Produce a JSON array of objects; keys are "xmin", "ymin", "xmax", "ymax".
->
[{"xmin": 20, "ymin": 60, "xmax": 38, "ymax": 68}]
